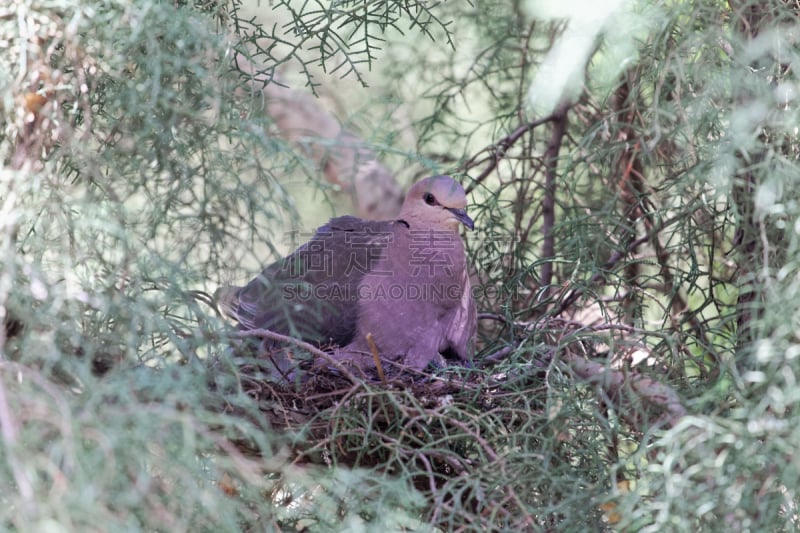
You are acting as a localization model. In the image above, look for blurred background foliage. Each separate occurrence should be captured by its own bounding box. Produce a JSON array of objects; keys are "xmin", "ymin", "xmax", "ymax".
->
[{"xmin": 2, "ymin": 0, "xmax": 800, "ymax": 530}]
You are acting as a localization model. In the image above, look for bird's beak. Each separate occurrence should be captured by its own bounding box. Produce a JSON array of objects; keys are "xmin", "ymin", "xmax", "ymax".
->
[{"xmin": 447, "ymin": 207, "xmax": 475, "ymax": 231}]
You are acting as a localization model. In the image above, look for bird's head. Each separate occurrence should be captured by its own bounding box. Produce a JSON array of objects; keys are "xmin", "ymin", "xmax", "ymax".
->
[{"xmin": 400, "ymin": 175, "xmax": 474, "ymax": 231}]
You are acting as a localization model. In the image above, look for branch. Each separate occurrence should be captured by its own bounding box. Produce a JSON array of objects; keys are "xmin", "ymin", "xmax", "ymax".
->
[
  {"xmin": 538, "ymin": 103, "xmax": 570, "ymax": 293},
  {"xmin": 463, "ymin": 112, "xmax": 565, "ymax": 194},
  {"xmin": 232, "ymin": 50, "xmax": 403, "ymax": 219},
  {"xmin": 478, "ymin": 339, "xmax": 687, "ymax": 430},
  {"xmin": 230, "ymin": 328, "xmax": 361, "ymax": 385},
  {"xmin": 561, "ymin": 353, "xmax": 687, "ymax": 429}
]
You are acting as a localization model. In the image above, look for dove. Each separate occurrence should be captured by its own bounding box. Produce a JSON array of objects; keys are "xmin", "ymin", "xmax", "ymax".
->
[{"xmin": 216, "ymin": 175, "xmax": 476, "ymax": 375}]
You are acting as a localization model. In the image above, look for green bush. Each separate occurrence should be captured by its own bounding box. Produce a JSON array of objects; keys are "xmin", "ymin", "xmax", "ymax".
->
[{"xmin": 2, "ymin": 0, "xmax": 800, "ymax": 530}]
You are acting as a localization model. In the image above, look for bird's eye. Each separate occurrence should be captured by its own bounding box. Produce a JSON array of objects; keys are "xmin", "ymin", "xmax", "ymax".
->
[{"xmin": 423, "ymin": 192, "xmax": 436, "ymax": 205}]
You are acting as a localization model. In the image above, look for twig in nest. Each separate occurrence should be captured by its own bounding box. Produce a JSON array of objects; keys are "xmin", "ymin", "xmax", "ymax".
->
[
  {"xmin": 230, "ymin": 328, "xmax": 361, "ymax": 385},
  {"xmin": 365, "ymin": 333, "xmax": 387, "ymax": 385},
  {"xmin": 481, "ymin": 345, "xmax": 514, "ymax": 366}
]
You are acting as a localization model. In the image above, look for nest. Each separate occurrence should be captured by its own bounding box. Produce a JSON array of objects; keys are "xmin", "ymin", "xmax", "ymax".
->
[{"xmin": 202, "ymin": 316, "xmax": 688, "ymax": 529}]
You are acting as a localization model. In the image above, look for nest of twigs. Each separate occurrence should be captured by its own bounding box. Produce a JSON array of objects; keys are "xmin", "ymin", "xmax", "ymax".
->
[
  {"xmin": 215, "ymin": 316, "xmax": 684, "ymax": 499},
  {"xmin": 194, "ymin": 312, "xmax": 690, "ymax": 529},
  {"xmin": 213, "ymin": 337, "xmax": 537, "ymax": 486}
]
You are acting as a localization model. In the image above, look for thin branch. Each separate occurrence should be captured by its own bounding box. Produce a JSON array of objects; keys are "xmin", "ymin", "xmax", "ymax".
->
[
  {"xmin": 230, "ymin": 328, "xmax": 361, "ymax": 385},
  {"xmin": 538, "ymin": 103, "xmax": 570, "ymax": 294},
  {"xmin": 366, "ymin": 332, "xmax": 387, "ymax": 385},
  {"xmin": 480, "ymin": 345, "xmax": 514, "ymax": 366},
  {"xmin": 463, "ymin": 112, "xmax": 564, "ymax": 194},
  {"xmin": 552, "ymin": 204, "xmax": 701, "ymax": 317}
]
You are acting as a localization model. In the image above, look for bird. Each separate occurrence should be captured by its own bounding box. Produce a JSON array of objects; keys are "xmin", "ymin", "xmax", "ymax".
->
[{"xmin": 215, "ymin": 175, "xmax": 476, "ymax": 376}]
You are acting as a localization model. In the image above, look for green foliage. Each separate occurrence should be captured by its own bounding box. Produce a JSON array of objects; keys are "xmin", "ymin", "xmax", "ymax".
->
[
  {"xmin": 3, "ymin": 0, "xmax": 800, "ymax": 530},
  {"xmin": 1, "ymin": 0, "xmax": 446, "ymax": 528},
  {"xmin": 232, "ymin": 0, "xmax": 453, "ymax": 89}
]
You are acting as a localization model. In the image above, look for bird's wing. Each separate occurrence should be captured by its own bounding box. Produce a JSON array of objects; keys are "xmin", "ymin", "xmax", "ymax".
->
[
  {"xmin": 227, "ymin": 216, "xmax": 396, "ymax": 345},
  {"xmin": 443, "ymin": 267, "xmax": 477, "ymax": 361}
]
